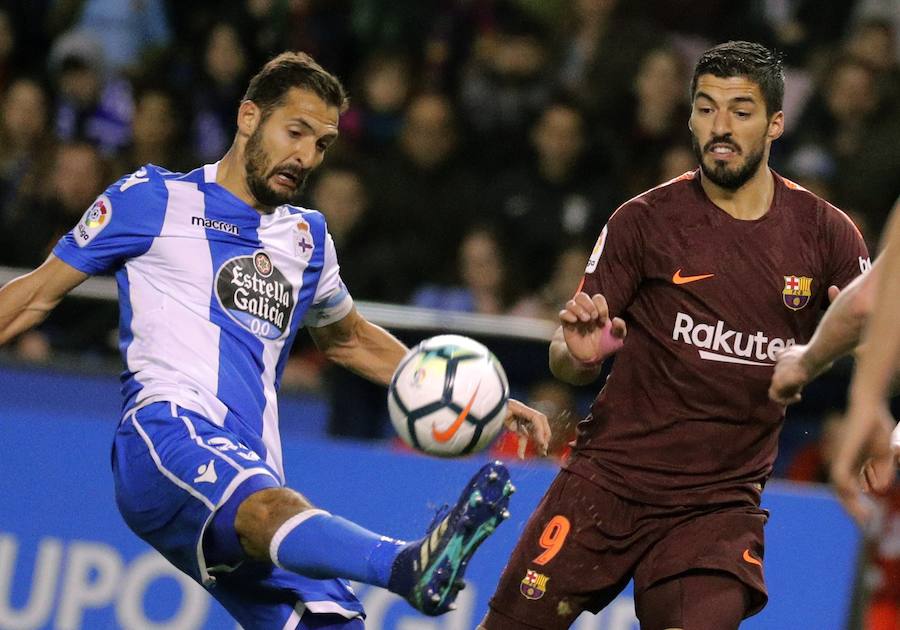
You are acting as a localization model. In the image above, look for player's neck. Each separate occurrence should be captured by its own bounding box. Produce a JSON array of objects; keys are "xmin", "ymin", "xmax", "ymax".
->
[
  {"xmin": 216, "ymin": 147, "xmax": 273, "ymax": 214},
  {"xmin": 700, "ymin": 164, "xmax": 775, "ymax": 221}
]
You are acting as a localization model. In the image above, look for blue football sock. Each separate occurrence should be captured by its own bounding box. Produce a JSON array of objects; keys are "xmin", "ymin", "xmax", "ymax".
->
[{"xmin": 269, "ymin": 509, "xmax": 407, "ymax": 587}]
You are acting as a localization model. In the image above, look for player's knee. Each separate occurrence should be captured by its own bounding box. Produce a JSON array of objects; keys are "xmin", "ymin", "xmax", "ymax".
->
[{"xmin": 234, "ymin": 487, "xmax": 313, "ymax": 559}]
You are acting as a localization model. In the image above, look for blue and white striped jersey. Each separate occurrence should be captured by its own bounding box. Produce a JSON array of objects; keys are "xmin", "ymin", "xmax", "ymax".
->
[{"xmin": 54, "ymin": 163, "xmax": 353, "ymax": 479}]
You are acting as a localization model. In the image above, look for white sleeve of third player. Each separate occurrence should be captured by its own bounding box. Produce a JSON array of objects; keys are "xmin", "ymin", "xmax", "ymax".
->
[{"xmin": 303, "ymin": 232, "xmax": 354, "ymax": 328}]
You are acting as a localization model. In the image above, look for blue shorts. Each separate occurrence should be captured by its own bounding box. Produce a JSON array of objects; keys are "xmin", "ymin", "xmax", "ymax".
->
[{"xmin": 112, "ymin": 401, "xmax": 365, "ymax": 629}]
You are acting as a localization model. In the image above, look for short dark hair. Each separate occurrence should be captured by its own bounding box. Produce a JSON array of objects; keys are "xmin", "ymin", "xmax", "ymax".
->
[
  {"xmin": 243, "ymin": 52, "xmax": 349, "ymax": 117},
  {"xmin": 690, "ymin": 41, "xmax": 784, "ymax": 116}
]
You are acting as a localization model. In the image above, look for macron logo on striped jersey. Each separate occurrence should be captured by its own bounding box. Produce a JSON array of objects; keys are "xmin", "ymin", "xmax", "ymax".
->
[
  {"xmin": 672, "ymin": 312, "xmax": 795, "ymax": 366},
  {"xmin": 192, "ymin": 216, "xmax": 240, "ymax": 235}
]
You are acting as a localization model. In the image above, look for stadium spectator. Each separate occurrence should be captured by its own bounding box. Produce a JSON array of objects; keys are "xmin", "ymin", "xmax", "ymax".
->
[
  {"xmin": 60, "ymin": 0, "xmax": 171, "ymax": 76},
  {"xmin": 411, "ymin": 225, "xmax": 513, "ymax": 315},
  {"xmin": 280, "ymin": 0, "xmax": 358, "ymax": 83},
  {"xmin": 554, "ymin": 0, "xmax": 662, "ymax": 126},
  {"xmin": 458, "ymin": 6, "xmax": 554, "ymax": 169},
  {"xmin": 0, "ymin": 77, "xmax": 55, "ymax": 223},
  {"xmin": 491, "ymin": 98, "xmax": 613, "ymax": 293},
  {"xmin": 340, "ymin": 51, "xmax": 416, "ymax": 156},
  {"xmin": 190, "ymin": 22, "xmax": 250, "ymax": 163},
  {"xmin": 238, "ymin": 0, "xmax": 292, "ymax": 66},
  {"xmin": 48, "ymin": 34, "xmax": 134, "ymax": 156},
  {"xmin": 789, "ymin": 54, "xmax": 900, "ymax": 235},
  {"xmin": 844, "ymin": 17, "xmax": 900, "ymax": 81},
  {"xmin": 853, "ymin": 0, "xmax": 900, "ymax": 62},
  {"xmin": 361, "ymin": 92, "xmax": 484, "ymax": 301},
  {"xmin": 3, "ymin": 141, "xmax": 117, "ymax": 362},
  {"xmin": 114, "ymin": 85, "xmax": 193, "ymax": 174},
  {"xmin": 415, "ymin": 0, "xmax": 496, "ymax": 93},
  {"xmin": 2, "ymin": 141, "xmax": 108, "ymax": 268},
  {"xmin": 599, "ymin": 46, "xmax": 692, "ymax": 199},
  {"xmin": 305, "ymin": 163, "xmax": 376, "ymax": 297},
  {"xmin": 348, "ymin": 0, "xmax": 436, "ymax": 58}
]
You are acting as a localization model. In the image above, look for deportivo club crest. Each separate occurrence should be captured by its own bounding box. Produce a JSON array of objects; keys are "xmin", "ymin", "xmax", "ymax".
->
[
  {"xmin": 782, "ymin": 275, "xmax": 812, "ymax": 311},
  {"xmin": 295, "ymin": 220, "xmax": 314, "ymax": 259},
  {"xmin": 520, "ymin": 570, "xmax": 549, "ymax": 600}
]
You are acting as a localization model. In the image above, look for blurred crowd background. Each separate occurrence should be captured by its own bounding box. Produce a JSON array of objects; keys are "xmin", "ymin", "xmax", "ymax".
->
[
  {"xmin": 1, "ymin": 1, "xmax": 900, "ymax": 625},
  {"xmin": 2, "ymin": 0, "xmax": 899, "ymax": 433},
  {"xmin": 2, "ymin": 0, "xmax": 899, "ymax": 314},
  {"xmin": 1, "ymin": 1, "xmax": 898, "ymax": 438},
  {"xmin": 0, "ymin": 6, "xmax": 897, "ymax": 425}
]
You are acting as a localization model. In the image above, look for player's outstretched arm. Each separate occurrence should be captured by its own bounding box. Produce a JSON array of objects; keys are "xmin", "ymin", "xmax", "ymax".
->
[
  {"xmin": 831, "ymin": 204, "xmax": 900, "ymax": 504},
  {"xmin": 0, "ymin": 255, "xmax": 88, "ymax": 346},
  {"xmin": 549, "ymin": 292, "xmax": 626, "ymax": 386},
  {"xmin": 846, "ymin": 205, "xmax": 900, "ymax": 409},
  {"xmin": 307, "ymin": 306, "xmax": 408, "ymax": 387}
]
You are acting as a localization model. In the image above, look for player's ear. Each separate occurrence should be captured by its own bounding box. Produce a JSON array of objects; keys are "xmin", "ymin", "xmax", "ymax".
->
[
  {"xmin": 767, "ymin": 110, "xmax": 784, "ymax": 141},
  {"xmin": 237, "ymin": 100, "xmax": 262, "ymax": 138}
]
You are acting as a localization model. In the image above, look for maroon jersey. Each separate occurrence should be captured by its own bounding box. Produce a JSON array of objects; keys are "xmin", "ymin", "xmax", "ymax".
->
[{"xmin": 566, "ymin": 169, "xmax": 870, "ymax": 506}]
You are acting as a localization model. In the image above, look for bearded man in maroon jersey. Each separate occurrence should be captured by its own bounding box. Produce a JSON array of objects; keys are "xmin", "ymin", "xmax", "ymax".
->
[{"xmin": 480, "ymin": 41, "xmax": 871, "ymax": 630}]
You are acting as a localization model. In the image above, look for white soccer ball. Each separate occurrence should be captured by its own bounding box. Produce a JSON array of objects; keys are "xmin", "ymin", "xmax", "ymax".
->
[{"xmin": 388, "ymin": 334, "xmax": 510, "ymax": 457}]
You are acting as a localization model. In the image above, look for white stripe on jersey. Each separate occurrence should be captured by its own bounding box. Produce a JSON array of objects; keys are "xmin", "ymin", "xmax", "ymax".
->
[
  {"xmin": 256, "ymin": 208, "xmax": 305, "ymax": 480},
  {"xmin": 125, "ymin": 178, "xmax": 228, "ymax": 423}
]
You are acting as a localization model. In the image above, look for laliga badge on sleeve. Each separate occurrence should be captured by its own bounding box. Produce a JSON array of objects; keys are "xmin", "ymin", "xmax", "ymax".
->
[
  {"xmin": 75, "ymin": 195, "xmax": 112, "ymax": 248},
  {"xmin": 585, "ymin": 225, "xmax": 608, "ymax": 273}
]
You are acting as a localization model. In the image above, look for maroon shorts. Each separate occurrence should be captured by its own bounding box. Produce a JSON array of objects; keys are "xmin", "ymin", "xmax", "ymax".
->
[{"xmin": 486, "ymin": 470, "xmax": 769, "ymax": 629}]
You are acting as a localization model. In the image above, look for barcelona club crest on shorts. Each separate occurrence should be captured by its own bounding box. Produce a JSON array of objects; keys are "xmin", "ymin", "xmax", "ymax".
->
[
  {"xmin": 520, "ymin": 569, "xmax": 549, "ymax": 600},
  {"xmin": 782, "ymin": 275, "xmax": 812, "ymax": 311}
]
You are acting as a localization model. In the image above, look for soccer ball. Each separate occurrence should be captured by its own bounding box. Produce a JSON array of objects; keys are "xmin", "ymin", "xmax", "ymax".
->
[{"xmin": 388, "ymin": 335, "xmax": 510, "ymax": 457}]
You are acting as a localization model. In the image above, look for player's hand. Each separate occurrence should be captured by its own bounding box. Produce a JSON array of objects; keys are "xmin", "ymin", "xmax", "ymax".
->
[
  {"xmin": 769, "ymin": 344, "xmax": 817, "ymax": 405},
  {"xmin": 831, "ymin": 400, "xmax": 896, "ymax": 526},
  {"xmin": 503, "ymin": 398, "xmax": 550, "ymax": 459},
  {"xmin": 559, "ymin": 292, "xmax": 626, "ymax": 365}
]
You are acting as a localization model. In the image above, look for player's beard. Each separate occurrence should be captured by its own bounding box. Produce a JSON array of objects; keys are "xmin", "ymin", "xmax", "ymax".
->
[
  {"xmin": 244, "ymin": 124, "xmax": 309, "ymax": 209},
  {"xmin": 691, "ymin": 132, "xmax": 765, "ymax": 191}
]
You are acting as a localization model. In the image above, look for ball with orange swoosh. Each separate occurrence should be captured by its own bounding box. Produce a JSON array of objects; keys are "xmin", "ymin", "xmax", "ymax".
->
[{"xmin": 388, "ymin": 335, "xmax": 510, "ymax": 457}]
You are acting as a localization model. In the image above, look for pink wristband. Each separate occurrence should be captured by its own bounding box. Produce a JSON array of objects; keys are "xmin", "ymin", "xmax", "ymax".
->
[{"xmin": 578, "ymin": 320, "xmax": 625, "ymax": 367}]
